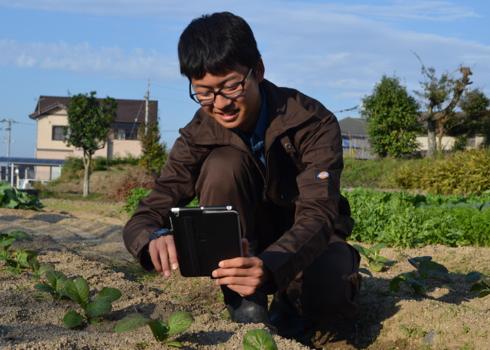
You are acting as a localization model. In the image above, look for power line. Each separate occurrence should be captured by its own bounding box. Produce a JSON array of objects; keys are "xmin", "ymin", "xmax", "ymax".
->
[{"xmin": 333, "ymin": 105, "xmax": 358, "ymax": 114}]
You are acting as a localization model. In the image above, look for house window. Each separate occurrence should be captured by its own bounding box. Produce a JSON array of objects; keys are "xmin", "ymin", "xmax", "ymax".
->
[
  {"xmin": 113, "ymin": 123, "xmax": 139, "ymax": 140},
  {"xmin": 52, "ymin": 126, "xmax": 68, "ymax": 141}
]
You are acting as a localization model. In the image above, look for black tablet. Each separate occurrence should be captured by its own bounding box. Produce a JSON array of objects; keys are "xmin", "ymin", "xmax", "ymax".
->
[{"xmin": 169, "ymin": 206, "xmax": 243, "ymax": 277}]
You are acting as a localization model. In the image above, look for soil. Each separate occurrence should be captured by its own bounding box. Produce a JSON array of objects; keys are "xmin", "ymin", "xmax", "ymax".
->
[{"xmin": 0, "ymin": 200, "xmax": 489, "ymax": 350}]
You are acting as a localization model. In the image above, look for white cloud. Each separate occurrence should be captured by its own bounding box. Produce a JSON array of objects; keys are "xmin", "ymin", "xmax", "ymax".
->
[
  {"xmin": 0, "ymin": 0, "xmax": 478, "ymax": 21},
  {"xmin": 0, "ymin": 39, "xmax": 178, "ymax": 80},
  {"xmin": 1, "ymin": 0, "xmax": 489, "ymax": 111}
]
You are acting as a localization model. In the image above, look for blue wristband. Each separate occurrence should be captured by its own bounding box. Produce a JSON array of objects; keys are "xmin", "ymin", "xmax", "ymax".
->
[{"xmin": 149, "ymin": 228, "xmax": 172, "ymax": 241}]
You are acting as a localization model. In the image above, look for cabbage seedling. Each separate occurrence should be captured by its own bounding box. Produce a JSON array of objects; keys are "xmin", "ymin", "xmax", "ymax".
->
[
  {"xmin": 35, "ymin": 270, "xmax": 69, "ymax": 299},
  {"xmin": 352, "ymin": 243, "xmax": 394, "ymax": 272},
  {"xmin": 115, "ymin": 311, "xmax": 193, "ymax": 347},
  {"xmin": 243, "ymin": 329, "xmax": 278, "ymax": 350},
  {"xmin": 62, "ymin": 277, "xmax": 122, "ymax": 328}
]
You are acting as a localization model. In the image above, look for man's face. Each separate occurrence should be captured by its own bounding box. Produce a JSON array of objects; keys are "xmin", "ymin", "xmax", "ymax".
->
[{"xmin": 190, "ymin": 65, "xmax": 263, "ymax": 132}]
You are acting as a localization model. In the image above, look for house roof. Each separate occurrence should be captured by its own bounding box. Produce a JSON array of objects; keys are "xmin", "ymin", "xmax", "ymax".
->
[
  {"xmin": 0, "ymin": 157, "xmax": 65, "ymax": 166},
  {"xmin": 29, "ymin": 95, "xmax": 158, "ymax": 124},
  {"xmin": 338, "ymin": 117, "xmax": 368, "ymax": 137}
]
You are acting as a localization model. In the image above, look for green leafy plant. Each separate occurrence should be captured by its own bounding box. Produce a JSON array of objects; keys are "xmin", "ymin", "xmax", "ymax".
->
[
  {"xmin": 345, "ymin": 188, "xmax": 490, "ymax": 247},
  {"xmin": 0, "ymin": 182, "xmax": 43, "ymax": 210},
  {"xmin": 115, "ymin": 311, "xmax": 193, "ymax": 347},
  {"xmin": 35, "ymin": 270, "xmax": 69, "ymax": 299},
  {"xmin": 123, "ymin": 187, "xmax": 151, "ymax": 214},
  {"xmin": 389, "ymin": 256, "xmax": 450, "ymax": 296},
  {"xmin": 352, "ymin": 243, "xmax": 393, "ymax": 272},
  {"xmin": 0, "ymin": 231, "xmax": 52, "ymax": 277},
  {"xmin": 2, "ymin": 249, "xmax": 39, "ymax": 275},
  {"xmin": 467, "ymin": 273, "xmax": 490, "ymax": 298},
  {"xmin": 66, "ymin": 91, "xmax": 117, "ymax": 197},
  {"xmin": 0, "ymin": 233, "xmax": 17, "ymax": 261},
  {"xmin": 243, "ymin": 329, "xmax": 278, "ymax": 350},
  {"xmin": 62, "ymin": 276, "xmax": 122, "ymax": 328},
  {"xmin": 361, "ymin": 75, "xmax": 420, "ymax": 158}
]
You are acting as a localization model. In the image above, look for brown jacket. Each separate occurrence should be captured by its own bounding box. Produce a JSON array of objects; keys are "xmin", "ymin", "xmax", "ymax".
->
[{"xmin": 123, "ymin": 79, "xmax": 354, "ymax": 292}]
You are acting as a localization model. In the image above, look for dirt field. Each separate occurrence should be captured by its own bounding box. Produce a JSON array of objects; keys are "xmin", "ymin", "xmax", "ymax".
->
[{"xmin": 0, "ymin": 199, "xmax": 489, "ymax": 350}]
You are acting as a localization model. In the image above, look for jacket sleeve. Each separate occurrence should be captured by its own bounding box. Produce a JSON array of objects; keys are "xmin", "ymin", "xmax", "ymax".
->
[
  {"xmin": 259, "ymin": 112, "xmax": 344, "ymax": 292},
  {"xmin": 122, "ymin": 133, "xmax": 209, "ymax": 269}
]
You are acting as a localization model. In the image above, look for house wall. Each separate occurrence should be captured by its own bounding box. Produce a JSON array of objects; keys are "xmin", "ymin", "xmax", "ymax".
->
[
  {"xmin": 416, "ymin": 135, "xmax": 486, "ymax": 151},
  {"xmin": 36, "ymin": 111, "xmax": 73, "ymax": 152},
  {"xmin": 36, "ymin": 109, "xmax": 143, "ymax": 161},
  {"xmin": 416, "ymin": 136, "xmax": 455, "ymax": 151}
]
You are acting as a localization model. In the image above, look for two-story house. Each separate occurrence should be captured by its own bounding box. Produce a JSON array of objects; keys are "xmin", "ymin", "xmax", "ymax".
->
[{"xmin": 29, "ymin": 95, "xmax": 158, "ymax": 180}]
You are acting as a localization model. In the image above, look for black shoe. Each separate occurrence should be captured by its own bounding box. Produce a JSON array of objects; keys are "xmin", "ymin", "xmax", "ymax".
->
[
  {"xmin": 227, "ymin": 298, "xmax": 270, "ymax": 324},
  {"xmin": 268, "ymin": 292, "xmax": 309, "ymax": 341},
  {"xmin": 221, "ymin": 287, "xmax": 270, "ymax": 324}
]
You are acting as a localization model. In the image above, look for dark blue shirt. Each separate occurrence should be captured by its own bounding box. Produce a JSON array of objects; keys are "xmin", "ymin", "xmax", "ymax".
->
[{"xmin": 233, "ymin": 87, "xmax": 268, "ymax": 166}]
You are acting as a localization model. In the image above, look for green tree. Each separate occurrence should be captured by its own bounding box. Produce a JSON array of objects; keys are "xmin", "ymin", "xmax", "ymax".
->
[
  {"xmin": 361, "ymin": 75, "xmax": 420, "ymax": 158},
  {"xmin": 66, "ymin": 91, "xmax": 117, "ymax": 196},
  {"xmin": 138, "ymin": 120, "xmax": 168, "ymax": 176},
  {"xmin": 414, "ymin": 56, "xmax": 472, "ymax": 156},
  {"xmin": 458, "ymin": 89, "xmax": 490, "ymax": 146}
]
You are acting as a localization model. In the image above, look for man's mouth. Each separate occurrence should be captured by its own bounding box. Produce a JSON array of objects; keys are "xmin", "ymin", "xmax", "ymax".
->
[{"xmin": 219, "ymin": 110, "xmax": 239, "ymax": 121}]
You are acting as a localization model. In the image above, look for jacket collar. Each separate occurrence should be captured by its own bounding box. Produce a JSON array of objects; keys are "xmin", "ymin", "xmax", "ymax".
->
[{"xmin": 181, "ymin": 79, "xmax": 317, "ymax": 152}]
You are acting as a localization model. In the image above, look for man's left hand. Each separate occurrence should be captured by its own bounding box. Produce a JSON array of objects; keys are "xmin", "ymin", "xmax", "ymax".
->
[{"xmin": 212, "ymin": 256, "xmax": 268, "ymax": 296}]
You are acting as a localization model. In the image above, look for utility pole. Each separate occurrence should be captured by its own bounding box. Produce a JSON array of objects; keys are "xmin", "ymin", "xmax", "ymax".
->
[
  {"xmin": 0, "ymin": 118, "xmax": 13, "ymax": 157},
  {"xmin": 144, "ymin": 79, "xmax": 151, "ymax": 136}
]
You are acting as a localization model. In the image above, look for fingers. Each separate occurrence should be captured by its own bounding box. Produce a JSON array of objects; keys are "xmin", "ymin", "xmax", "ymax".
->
[
  {"xmin": 165, "ymin": 236, "xmax": 179, "ymax": 271},
  {"xmin": 218, "ymin": 256, "xmax": 261, "ymax": 269},
  {"xmin": 212, "ymin": 266, "xmax": 264, "ymax": 278},
  {"xmin": 241, "ymin": 238, "xmax": 249, "ymax": 257},
  {"xmin": 227, "ymin": 284, "xmax": 256, "ymax": 297},
  {"xmin": 148, "ymin": 236, "xmax": 178, "ymax": 278},
  {"xmin": 214, "ymin": 276, "xmax": 262, "ymax": 287},
  {"xmin": 149, "ymin": 239, "xmax": 162, "ymax": 272}
]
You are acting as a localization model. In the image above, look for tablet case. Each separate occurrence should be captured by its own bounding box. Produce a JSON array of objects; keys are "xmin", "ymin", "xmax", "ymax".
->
[{"xmin": 169, "ymin": 206, "xmax": 243, "ymax": 277}]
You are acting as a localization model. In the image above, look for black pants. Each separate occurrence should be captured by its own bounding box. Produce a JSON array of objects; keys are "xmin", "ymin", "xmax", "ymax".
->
[{"xmin": 195, "ymin": 146, "xmax": 360, "ymax": 331}]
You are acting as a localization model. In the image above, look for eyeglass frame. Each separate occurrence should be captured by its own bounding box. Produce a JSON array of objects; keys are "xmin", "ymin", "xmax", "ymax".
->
[{"xmin": 188, "ymin": 68, "xmax": 253, "ymax": 106}]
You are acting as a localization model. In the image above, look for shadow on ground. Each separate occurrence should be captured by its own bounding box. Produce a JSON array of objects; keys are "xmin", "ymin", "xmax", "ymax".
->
[{"xmin": 341, "ymin": 271, "xmax": 485, "ymax": 349}]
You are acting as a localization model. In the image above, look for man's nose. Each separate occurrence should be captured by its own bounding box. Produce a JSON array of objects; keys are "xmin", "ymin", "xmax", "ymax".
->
[{"xmin": 213, "ymin": 93, "xmax": 233, "ymax": 110}]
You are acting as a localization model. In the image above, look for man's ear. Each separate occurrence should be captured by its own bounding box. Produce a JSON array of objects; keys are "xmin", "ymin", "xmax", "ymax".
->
[{"xmin": 254, "ymin": 58, "xmax": 265, "ymax": 83}]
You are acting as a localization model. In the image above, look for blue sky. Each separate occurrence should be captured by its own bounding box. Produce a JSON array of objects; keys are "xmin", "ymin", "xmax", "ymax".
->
[{"xmin": 1, "ymin": 0, "xmax": 489, "ymax": 157}]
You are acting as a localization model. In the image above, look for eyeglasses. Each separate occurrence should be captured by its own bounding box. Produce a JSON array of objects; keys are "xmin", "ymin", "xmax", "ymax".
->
[{"xmin": 189, "ymin": 69, "xmax": 253, "ymax": 106}]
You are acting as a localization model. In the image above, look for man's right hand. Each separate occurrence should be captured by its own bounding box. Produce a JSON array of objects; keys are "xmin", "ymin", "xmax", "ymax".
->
[{"xmin": 148, "ymin": 235, "xmax": 179, "ymax": 278}]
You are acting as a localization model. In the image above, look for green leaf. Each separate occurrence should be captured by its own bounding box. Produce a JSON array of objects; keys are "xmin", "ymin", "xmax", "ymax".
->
[
  {"xmin": 352, "ymin": 244, "xmax": 368, "ymax": 257},
  {"xmin": 38, "ymin": 264, "xmax": 54, "ymax": 276},
  {"xmin": 63, "ymin": 310, "xmax": 84, "ymax": 329},
  {"xmin": 408, "ymin": 279, "xmax": 426, "ymax": 295},
  {"xmin": 148, "ymin": 319, "xmax": 169, "ymax": 342},
  {"xmin": 35, "ymin": 283, "xmax": 54, "ymax": 294},
  {"xmin": 165, "ymin": 340, "xmax": 183, "ymax": 348},
  {"xmin": 371, "ymin": 243, "xmax": 386, "ymax": 253},
  {"xmin": 114, "ymin": 313, "xmax": 150, "ymax": 333},
  {"xmin": 243, "ymin": 329, "xmax": 278, "ymax": 350},
  {"xmin": 63, "ymin": 279, "xmax": 83, "ymax": 304},
  {"xmin": 465, "ymin": 271, "xmax": 482, "ymax": 283},
  {"xmin": 471, "ymin": 279, "xmax": 490, "ymax": 297},
  {"xmin": 389, "ymin": 274, "xmax": 406, "ymax": 292},
  {"xmin": 167, "ymin": 311, "xmax": 193, "ymax": 336},
  {"xmin": 369, "ymin": 261, "xmax": 385, "ymax": 272},
  {"xmin": 73, "ymin": 277, "xmax": 90, "ymax": 306},
  {"xmin": 13, "ymin": 250, "xmax": 34, "ymax": 269},
  {"xmin": 8, "ymin": 230, "xmax": 31, "ymax": 241},
  {"xmin": 86, "ymin": 297, "xmax": 112, "ymax": 320},
  {"xmin": 0, "ymin": 236, "xmax": 16, "ymax": 249},
  {"xmin": 45, "ymin": 270, "xmax": 59, "ymax": 288},
  {"xmin": 95, "ymin": 287, "xmax": 121, "ymax": 303}
]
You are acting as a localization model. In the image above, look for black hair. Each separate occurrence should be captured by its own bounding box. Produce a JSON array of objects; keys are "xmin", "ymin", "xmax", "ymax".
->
[{"xmin": 178, "ymin": 12, "xmax": 261, "ymax": 80}]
